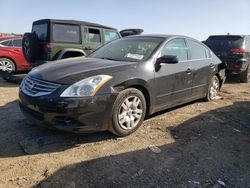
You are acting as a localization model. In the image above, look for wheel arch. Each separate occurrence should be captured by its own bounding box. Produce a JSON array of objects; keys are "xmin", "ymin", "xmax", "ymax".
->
[
  {"xmin": 114, "ymin": 79, "xmax": 153, "ymax": 115},
  {"xmin": 52, "ymin": 48, "xmax": 86, "ymax": 60}
]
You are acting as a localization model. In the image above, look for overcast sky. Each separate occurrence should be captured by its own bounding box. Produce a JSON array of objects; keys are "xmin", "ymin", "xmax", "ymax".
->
[{"xmin": 0, "ymin": 0, "xmax": 249, "ymax": 40}]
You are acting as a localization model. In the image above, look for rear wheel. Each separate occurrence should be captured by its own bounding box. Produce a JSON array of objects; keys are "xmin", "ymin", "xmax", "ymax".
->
[
  {"xmin": 240, "ymin": 65, "xmax": 250, "ymax": 83},
  {"xmin": 0, "ymin": 58, "xmax": 16, "ymax": 73},
  {"xmin": 22, "ymin": 32, "xmax": 40, "ymax": 63},
  {"xmin": 110, "ymin": 88, "xmax": 146, "ymax": 136},
  {"xmin": 205, "ymin": 75, "xmax": 220, "ymax": 101}
]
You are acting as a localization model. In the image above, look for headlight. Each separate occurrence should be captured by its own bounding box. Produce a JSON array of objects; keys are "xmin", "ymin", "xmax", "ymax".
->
[{"xmin": 60, "ymin": 75, "xmax": 112, "ymax": 97}]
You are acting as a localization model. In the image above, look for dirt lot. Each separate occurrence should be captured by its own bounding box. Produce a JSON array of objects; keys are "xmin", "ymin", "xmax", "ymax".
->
[{"xmin": 0, "ymin": 76, "xmax": 249, "ymax": 188}]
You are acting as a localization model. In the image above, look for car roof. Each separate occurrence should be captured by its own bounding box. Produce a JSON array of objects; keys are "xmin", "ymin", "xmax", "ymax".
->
[
  {"xmin": 124, "ymin": 34, "xmax": 201, "ymax": 42},
  {"xmin": 33, "ymin": 19, "xmax": 118, "ymax": 31},
  {"xmin": 207, "ymin": 35, "xmax": 249, "ymax": 39},
  {"xmin": 0, "ymin": 37, "xmax": 22, "ymax": 42}
]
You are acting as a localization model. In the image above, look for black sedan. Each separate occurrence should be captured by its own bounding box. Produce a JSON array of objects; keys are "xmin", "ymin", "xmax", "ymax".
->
[{"xmin": 19, "ymin": 35, "xmax": 226, "ymax": 136}]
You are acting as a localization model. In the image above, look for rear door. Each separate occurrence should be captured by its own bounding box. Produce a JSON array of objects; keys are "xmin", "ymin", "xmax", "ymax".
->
[
  {"xmin": 154, "ymin": 38, "xmax": 192, "ymax": 109},
  {"xmin": 187, "ymin": 39, "xmax": 214, "ymax": 98},
  {"xmin": 82, "ymin": 27, "xmax": 103, "ymax": 55}
]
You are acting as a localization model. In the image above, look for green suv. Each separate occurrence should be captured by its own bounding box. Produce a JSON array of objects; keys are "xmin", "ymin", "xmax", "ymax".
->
[{"xmin": 22, "ymin": 19, "xmax": 121, "ymax": 65}]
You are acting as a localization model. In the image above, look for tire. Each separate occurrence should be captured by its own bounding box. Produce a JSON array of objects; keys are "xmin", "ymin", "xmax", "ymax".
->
[
  {"xmin": 0, "ymin": 58, "xmax": 16, "ymax": 74},
  {"xmin": 240, "ymin": 65, "xmax": 250, "ymax": 83},
  {"xmin": 205, "ymin": 75, "xmax": 220, "ymax": 101},
  {"xmin": 22, "ymin": 32, "xmax": 40, "ymax": 63},
  {"xmin": 109, "ymin": 88, "xmax": 146, "ymax": 136}
]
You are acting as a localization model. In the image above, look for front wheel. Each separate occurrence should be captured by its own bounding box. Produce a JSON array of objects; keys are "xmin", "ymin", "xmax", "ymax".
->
[
  {"xmin": 110, "ymin": 88, "xmax": 146, "ymax": 136},
  {"xmin": 205, "ymin": 75, "xmax": 220, "ymax": 101}
]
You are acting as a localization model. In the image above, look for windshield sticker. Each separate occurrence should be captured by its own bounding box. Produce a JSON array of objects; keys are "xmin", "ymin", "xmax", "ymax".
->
[{"xmin": 125, "ymin": 53, "xmax": 144, "ymax": 60}]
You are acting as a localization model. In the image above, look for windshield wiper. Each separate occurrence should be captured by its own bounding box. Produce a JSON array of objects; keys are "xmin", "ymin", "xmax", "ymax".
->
[{"xmin": 99, "ymin": 57, "xmax": 121, "ymax": 61}]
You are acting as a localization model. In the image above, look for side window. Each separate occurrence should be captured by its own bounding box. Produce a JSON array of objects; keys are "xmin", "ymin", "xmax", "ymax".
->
[
  {"xmin": 188, "ymin": 40, "xmax": 207, "ymax": 60},
  {"xmin": 52, "ymin": 24, "xmax": 80, "ymax": 43},
  {"xmin": 32, "ymin": 23, "xmax": 48, "ymax": 41},
  {"xmin": 104, "ymin": 30, "xmax": 119, "ymax": 44},
  {"xmin": 0, "ymin": 40, "xmax": 12, "ymax": 47},
  {"xmin": 161, "ymin": 38, "xmax": 188, "ymax": 61},
  {"xmin": 83, "ymin": 28, "xmax": 101, "ymax": 43},
  {"xmin": 13, "ymin": 39, "xmax": 22, "ymax": 47}
]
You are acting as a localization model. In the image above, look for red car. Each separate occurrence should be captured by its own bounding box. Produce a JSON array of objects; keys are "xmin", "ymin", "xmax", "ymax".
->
[{"xmin": 0, "ymin": 37, "xmax": 32, "ymax": 73}]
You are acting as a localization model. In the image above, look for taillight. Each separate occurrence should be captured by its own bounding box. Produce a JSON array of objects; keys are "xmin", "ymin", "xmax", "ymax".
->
[
  {"xmin": 42, "ymin": 43, "xmax": 52, "ymax": 54},
  {"xmin": 229, "ymin": 48, "xmax": 248, "ymax": 55}
]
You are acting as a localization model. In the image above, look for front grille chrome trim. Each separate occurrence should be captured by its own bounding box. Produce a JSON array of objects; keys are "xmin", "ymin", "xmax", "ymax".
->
[{"xmin": 21, "ymin": 76, "xmax": 61, "ymax": 97}]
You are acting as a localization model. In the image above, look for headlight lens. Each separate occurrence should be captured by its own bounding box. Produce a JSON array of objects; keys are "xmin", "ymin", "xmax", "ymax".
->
[{"xmin": 60, "ymin": 75, "xmax": 112, "ymax": 97}]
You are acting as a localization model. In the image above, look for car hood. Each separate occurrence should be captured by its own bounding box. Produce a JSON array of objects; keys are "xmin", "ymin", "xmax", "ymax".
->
[{"xmin": 28, "ymin": 57, "xmax": 137, "ymax": 85}]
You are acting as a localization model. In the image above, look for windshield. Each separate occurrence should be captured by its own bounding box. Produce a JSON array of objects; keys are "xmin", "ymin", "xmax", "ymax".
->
[
  {"xmin": 90, "ymin": 37, "xmax": 164, "ymax": 62},
  {"xmin": 205, "ymin": 36, "xmax": 244, "ymax": 53}
]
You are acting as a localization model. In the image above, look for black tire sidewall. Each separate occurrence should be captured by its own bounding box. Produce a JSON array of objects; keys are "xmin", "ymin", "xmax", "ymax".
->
[
  {"xmin": 240, "ymin": 65, "xmax": 250, "ymax": 83},
  {"xmin": 111, "ymin": 88, "xmax": 146, "ymax": 136},
  {"xmin": 22, "ymin": 33, "xmax": 40, "ymax": 63}
]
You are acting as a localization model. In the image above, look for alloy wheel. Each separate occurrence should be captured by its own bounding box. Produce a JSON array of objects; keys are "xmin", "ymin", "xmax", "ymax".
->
[
  {"xmin": 209, "ymin": 78, "xmax": 220, "ymax": 100},
  {"xmin": 118, "ymin": 96, "xmax": 143, "ymax": 130},
  {"xmin": 0, "ymin": 59, "xmax": 14, "ymax": 73}
]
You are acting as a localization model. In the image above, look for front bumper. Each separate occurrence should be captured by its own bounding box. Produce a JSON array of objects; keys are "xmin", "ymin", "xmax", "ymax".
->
[{"xmin": 19, "ymin": 90, "xmax": 116, "ymax": 133}]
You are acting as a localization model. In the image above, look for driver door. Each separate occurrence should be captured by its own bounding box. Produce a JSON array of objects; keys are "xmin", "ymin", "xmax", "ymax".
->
[{"xmin": 154, "ymin": 38, "xmax": 193, "ymax": 110}]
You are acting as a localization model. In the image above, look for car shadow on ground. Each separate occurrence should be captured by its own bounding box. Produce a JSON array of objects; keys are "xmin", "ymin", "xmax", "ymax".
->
[
  {"xmin": 224, "ymin": 74, "xmax": 242, "ymax": 84},
  {"xmin": 0, "ymin": 100, "xmax": 117, "ymax": 158},
  {"xmin": 0, "ymin": 72, "xmax": 26, "ymax": 87},
  {"xmin": 32, "ymin": 101, "xmax": 250, "ymax": 188}
]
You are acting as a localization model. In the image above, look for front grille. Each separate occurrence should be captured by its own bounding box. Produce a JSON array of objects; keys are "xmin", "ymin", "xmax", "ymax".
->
[{"xmin": 21, "ymin": 76, "xmax": 61, "ymax": 96}]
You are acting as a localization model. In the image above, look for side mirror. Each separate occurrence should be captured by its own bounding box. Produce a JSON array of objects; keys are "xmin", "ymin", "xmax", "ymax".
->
[
  {"xmin": 156, "ymin": 55, "xmax": 178, "ymax": 64},
  {"xmin": 155, "ymin": 55, "xmax": 178, "ymax": 72}
]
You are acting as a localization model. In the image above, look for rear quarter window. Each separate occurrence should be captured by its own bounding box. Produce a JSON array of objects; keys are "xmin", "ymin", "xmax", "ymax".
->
[
  {"xmin": 13, "ymin": 39, "xmax": 22, "ymax": 47},
  {"xmin": 52, "ymin": 24, "xmax": 80, "ymax": 43}
]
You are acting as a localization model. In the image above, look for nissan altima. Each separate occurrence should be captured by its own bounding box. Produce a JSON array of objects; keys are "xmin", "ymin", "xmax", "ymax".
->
[{"xmin": 19, "ymin": 35, "xmax": 226, "ymax": 136}]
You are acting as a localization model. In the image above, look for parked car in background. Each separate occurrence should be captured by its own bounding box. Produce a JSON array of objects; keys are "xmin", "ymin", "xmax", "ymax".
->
[
  {"xmin": 204, "ymin": 35, "xmax": 250, "ymax": 82},
  {"xmin": 19, "ymin": 35, "xmax": 226, "ymax": 136},
  {"xmin": 22, "ymin": 19, "xmax": 121, "ymax": 65},
  {"xmin": 0, "ymin": 37, "xmax": 32, "ymax": 73}
]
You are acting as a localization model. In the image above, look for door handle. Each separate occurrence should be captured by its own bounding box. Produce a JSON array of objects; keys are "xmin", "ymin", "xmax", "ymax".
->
[
  {"xmin": 209, "ymin": 63, "xmax": 215, "ymax": 68},
  {"xmin": 186, "ymin": 68, "xmax": 192, "ymax": 74}
]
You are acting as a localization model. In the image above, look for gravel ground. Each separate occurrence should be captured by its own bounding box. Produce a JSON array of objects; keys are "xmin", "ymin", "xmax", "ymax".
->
[{"xmin": 0, "ymin": 76, "xmax": 249, "ymax": 188}]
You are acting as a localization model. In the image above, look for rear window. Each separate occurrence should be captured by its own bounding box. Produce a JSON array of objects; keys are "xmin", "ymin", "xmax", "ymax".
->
[
  {"xmin": 205, "ymin": 36, "xmax": 244, "ymax": 52},
  {"xmin": 52, "ymin": 24, "xmax": 80, "ymax": 43},
  {"xmin": 32, "ymin": 23, "xmax": 48, "ymax": 41}
]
